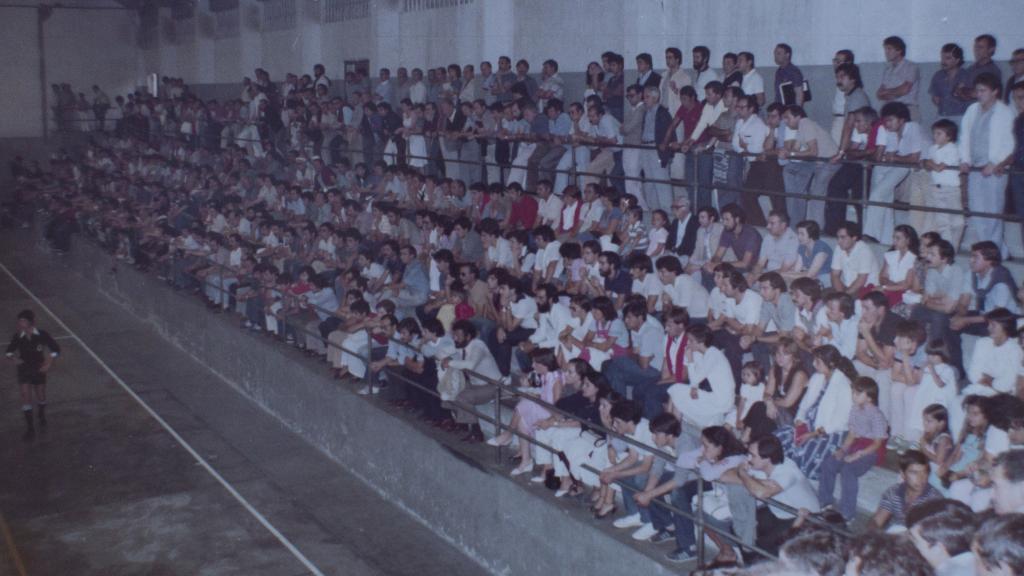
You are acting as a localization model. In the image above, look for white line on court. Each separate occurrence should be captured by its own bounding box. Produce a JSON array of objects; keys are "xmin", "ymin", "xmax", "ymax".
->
[{"xmin": 0, "ymin": 261, "xmax": 327, "ymax": 576}]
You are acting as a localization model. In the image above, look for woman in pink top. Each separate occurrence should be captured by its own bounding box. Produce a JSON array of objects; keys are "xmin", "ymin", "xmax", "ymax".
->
[{"xmin": 488, "ymin": 348, "xmax": 564, "ymax": 476}]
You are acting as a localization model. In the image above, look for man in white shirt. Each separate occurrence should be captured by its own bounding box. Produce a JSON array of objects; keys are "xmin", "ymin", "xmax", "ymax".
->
[
  {"xmin": 408, "ymin": 68, "xmax": 427, "ymax": 104},
  {"xmin": 717, "ymin": 269, "xmax": 763, "ymax": 382},
  {"xmin": 580, "ymin": 102, "xmax": 622, "ymax": 188},
  {"xmin": 660, "ymin": 47, "xmax": 693, "ymax": 117},
  {"xmin": 446, "ymin": 319, "xmax": 503, "ymax": 440},
  {"xmin": 667, "ymin": 324, "xmax": 736, "ymax": 428},
  {"xmin": 656, "ymin": 255, "xmax": 709, "ymax": 321},
  {"xmin": 535, "ymin": 181, "xmax": 563, "ymax": 228},
  {"xmin": 531, "ymin": 226, "xmax": 563, "ymax": 289},
  {"xmin": 526, "ymin": 283, "xmax": 573, "ymax": 350},
  {"xmin": 750, "ymin": 211, "xmax": 799, "ymax": 279},
  {"xmin": 959, "ymin": 74, "xmax": 1017, "ymax": 256},
  {"xmin": 721, "ymin": 435, "xmax": 820, "ymax": 555},
  {"xmin": 536, "ymin": 59, "xmax": 564, "ymax": 112},
  {"xmin": 831, "ymin": 221, "xmax": 880, "ymax": 295},
  {"xmin": 691, "ymin": 46, "xmax": 721, "ymax": 96},
  {"xmin": 738, "ymin": 52, "xmax": 766, "ymax": 108},
  {"xmin": 864, "ymin": 102, "xmax": 923, "ymax": 245}
]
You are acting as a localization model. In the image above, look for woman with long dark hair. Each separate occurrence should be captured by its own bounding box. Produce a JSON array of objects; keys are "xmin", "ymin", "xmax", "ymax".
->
[{"xmin": 773, "ymin": 345, "xmax": 856, "ymax": 480}]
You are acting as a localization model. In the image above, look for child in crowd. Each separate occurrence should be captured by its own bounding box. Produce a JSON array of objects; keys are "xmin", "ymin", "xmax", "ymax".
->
[
  {"xmin": 729, "ymin": 361, "xmax": 766, "ymax": 433},
  {"xmin": 918, "ymin": 403, "xmax": 955, "ymax": 492},
  {"xmin": 907, "ymin": 339, "xmax": 958, "ymax": 443},
  {"xmin": 871, "ymin": 449, "xmax": 942, "ymax": 531},
  {"xmin": 645, "ymin": 209, "xmax": 668, "ymax": 258},
  {"xmin": 818, "ymin": 377, "xmax": 888, "ymax": 522},
  {"xmin": 920, "ymin": 119, "xmax": 964, "ymax": 245},
  {"xmin": 435, "ymin": 281, "xmax": 474, "ymax": 333},
  {"xmin": 888, "ymin": 319, "xmax": 927, "ymax": 446},
  {"xmin": 620, "ymin": 206, "xmax": 648, "ymax": 255}
]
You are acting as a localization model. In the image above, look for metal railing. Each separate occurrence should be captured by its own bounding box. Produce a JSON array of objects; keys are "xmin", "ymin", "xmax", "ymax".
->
[{"xmin": 53, "ymin": 114, "xmax": 1024, "ymax": 236}]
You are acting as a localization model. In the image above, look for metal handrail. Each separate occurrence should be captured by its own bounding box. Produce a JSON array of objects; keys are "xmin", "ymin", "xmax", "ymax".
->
[{"xmin": 62, "ymin": 122, "xmax": 1024, "ymax": 227}]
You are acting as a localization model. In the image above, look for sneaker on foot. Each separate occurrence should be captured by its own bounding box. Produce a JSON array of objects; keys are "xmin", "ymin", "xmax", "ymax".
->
[
  {"xmin": 650, "ymin": 529, "xmax": 675, "ymax": 544},
  {"xmin": 631, "ymin": 523, "xmax": 657, "ymax": 541},
  {"xmin": 612, "ymin": 512, "xmax": 643, "ymax": 529},
  {"xmin": 665, "ymin": 548, "xmax": 694, "ymax": 563}
]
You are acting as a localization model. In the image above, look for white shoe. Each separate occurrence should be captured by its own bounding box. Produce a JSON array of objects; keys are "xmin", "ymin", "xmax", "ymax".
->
[
  {"xmin": 554, "ymin": 488, "xmax": 570, "ymax": 498},
  {"xmin": 631, "ymin": 523, "xmax": 658, "ymax": 541},
  {"xmin": 510, "ymin": 461, "xmax": 534, "ymax": 476},
  {"xmin": 529, "ymin": 474, "xmax": 547, "ymax": 484},
  {"xmin": 613, "ymin": 513, "xmax": 643, "ymax": 529},
  {"xmin": 486, "ymin": 434, "xmax": 512, "ymax": 447},
  {"xmin": 357, "ymin": 385, "xmax": 375, "ymax": 396}
]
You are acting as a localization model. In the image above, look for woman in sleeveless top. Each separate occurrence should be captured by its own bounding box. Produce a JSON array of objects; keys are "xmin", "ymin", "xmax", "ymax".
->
[{"xmin": 742, "ymin": 338, "xmax": 809, "ymax": 442}]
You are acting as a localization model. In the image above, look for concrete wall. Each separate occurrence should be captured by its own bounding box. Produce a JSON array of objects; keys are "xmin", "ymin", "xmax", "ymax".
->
[
  {"xmin": 50, "ymin": 234, "xmax": 679, "ymax": 576},
  {"xmin": 0, "ymin": 1, "xmax": 142, "ymax": 139}
]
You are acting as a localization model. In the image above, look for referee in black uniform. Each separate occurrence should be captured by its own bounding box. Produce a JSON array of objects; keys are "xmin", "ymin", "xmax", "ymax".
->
[{"xmin": 5, "ymin": 310, "xmax": 60, "ymax": 440}]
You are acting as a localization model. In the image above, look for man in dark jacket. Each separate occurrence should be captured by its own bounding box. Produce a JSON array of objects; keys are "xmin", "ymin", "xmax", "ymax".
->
[
  {"xmin": 639, "ymin": 86, "xmax": 676, "ymax": 213},
  {"xmin": 6, "ymin": 310, "xmax": 60, "ymax": 440},
  {"xmin": 666, "ymin": 195, "xmax": 698, "ymax": 261}
]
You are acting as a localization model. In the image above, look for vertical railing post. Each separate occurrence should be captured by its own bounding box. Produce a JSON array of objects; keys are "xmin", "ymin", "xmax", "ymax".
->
[
  {"xmin": 860, "ymin": 159, "xmax": 870, "ymax": 228},
  {"xmin": 494, "ymin": 383, "xmax": 503, "ymax": 464},
  {"xmin": 696, "ymin": 475, "xmax": 706, "ymax": 567}
]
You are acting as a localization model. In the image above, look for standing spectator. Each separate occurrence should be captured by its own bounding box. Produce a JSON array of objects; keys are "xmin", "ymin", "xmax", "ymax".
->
[
  {"xmin": 919, "ymin": 119, "xmax": 965, "ymax": 243},
  {"xmin": 1011, "ymin": 82, "xmax": 1024, "ymax": 243},
  {"xmin": 779, "ymin": 105, "xmax": 839, "ymax": 225},
  {"xmin": 834, "ymin": 63, "xmax": 871, "ymax": 153},
  {"xmin": 737, "ymin": 51, "xmax": 766, "ymax": 108},
  {"xmin": 690, "ymin": 46, "xmax": 721, "ymax": 96},
  {"xmin": 877, "ymin": 36, "xmax": 922, "ymax": 121},
  {"xmin": 959, "ymin": 73, "xmax": 1016, "ymax": 257},
  {"xmin": 639, "ymin": 86, "xmax": 675, "ymax": 214},
  {"xmin": 929, "ymin": 43, "xmax": 972, "ymax": 119},
  {"xmin": 730, "ymin": 95, "xmax": 769, "ymax": 211},
  {"xmin": 621, "ymin": 85, "xmax": 645, "ymax": 203},
  {"xmin": 963, "ymin": 34, "xmax": 1003, "ymax": 99},
  {"xmin": 535, "ymin": 59, "xmax": 564, "ymax": 112},
  {"xmin": 830, "ymin": 49, "xmax": 856, "ymax": 143},
  {"xmin": 773, "ymin": 43, "xmax": 805, "ymax": 106},
  {"xmin": 827, "ymin": 106, "xmax": 881, "ymax": 234},
  {"xmin": 633, "ymin": 53, "xmax": 662, "ymax": 91},
  {"xmin": 659, "ymin": 47, "xmax": 692, "ymax": 117},
  {"xmin": 602, "ymin": 52, "xmax": 625, "ymax": 122},
  {"xmin": 863, "ymin": 102, "xmax": 923, "ymax": 245},
  {"xmin": 1007, "ymin": 48, "xmax": 1024, "ymax": 101}
]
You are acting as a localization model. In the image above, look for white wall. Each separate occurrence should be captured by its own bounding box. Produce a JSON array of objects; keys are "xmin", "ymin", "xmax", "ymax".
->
[{"xmin": 0, "ymin": 1, "xmax": 142, "ymax": 138}]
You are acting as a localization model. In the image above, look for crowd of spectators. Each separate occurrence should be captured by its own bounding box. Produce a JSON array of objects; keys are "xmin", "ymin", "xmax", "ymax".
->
[{"xmin": 19, "ymin": 32, "xmax": 1024, "ymax": 574}]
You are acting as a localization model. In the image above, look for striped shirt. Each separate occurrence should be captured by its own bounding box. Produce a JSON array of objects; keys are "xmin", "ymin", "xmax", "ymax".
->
[{"xmin": 848, "ymin": 403, "xmax": 888, "ymax": 439}]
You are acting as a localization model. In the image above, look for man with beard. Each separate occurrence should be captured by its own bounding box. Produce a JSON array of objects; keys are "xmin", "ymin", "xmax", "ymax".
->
[
  {"xmin": 598, "ymin": 251, "xmax": 631, "ymax": 307},
  {"xmin": 445, "ymin": 320, "xmax": 502, "ymax": 443}
]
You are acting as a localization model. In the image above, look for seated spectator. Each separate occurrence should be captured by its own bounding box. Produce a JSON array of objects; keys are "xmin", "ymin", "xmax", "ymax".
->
[
  {"xmin": 873, "ymin": 449, "xmax": 944, "ymax": 531},
  {"xmin": 775, "ymin": 525, "xmax": 849, "ymax": 576},
  {"xmin": 727, "ymin": 361, "xmax": 767, "ymax": 434},
  {"xmin": 910, "ymin": 239, "xmax": 965, "ymax": 359},
  {"xmin": 843, "ymin": 531, "xmax": 933, "ymax": 576},
  {"xmin": 741, "ymin": 271, "xmax": 796, "ymax": 371},
  {"xmin": 817, "ymin": 291, "xmax": 859, "ymax": 359},
  {"xmin": 950, "ymin": 241, "xmax": 1020, "ymax": 376},
  {"xmin": 492, "ymin": 276, "xmax": 537, "ymax": 376},
  {"xmin": 831, "ymin": 220, "xmax": 880, "ymax": 296},
  {"xmin": 749, "ymin": 211, "xmax": 799, "ymax": 280},
  {"xmin": 889, "ymin": 319, "xmax": 928, "ymax": 444},
  {"xmin": 992, "ymin": 450, "xmax": 1024, "ymax": 515},
  {"xmin": 723, "ymin": 434, "xmax": 822, "ymax": 556},
  {"xmin": 655, "ymin": 255, "xmax": 710, "ymax": 321},
  {"xmin": 774, "ymin": 345, "xmax": 855, "ymax": 480},
  {"xmin": 906, "ymin": 498, "xmax": 978, "ymax": 576},
  {"xmin": 818, "ymin": 376, "xmax": 889, "ymax": 522},
  {"xmin": 641, "ymin": 425, "xmax": 747, "ymax": 565},
  {"xmin": 488, "ymin": 348, "xmax": 564, "ymax": 476},
  {"xmin": 963, "ymin": 308, "xmax": 1023, "ymax": 398},
  {"xmin": 444, "ymin": 319, "xmax": 503, "ymax": 442},
  {"xmin": 684, "ymin": 206, "xmax": 723, "ymax": 278},
  {"xmin": 972, "ymin": 514, "xmax": 1024, "ymax": 576},
  {"xmin": 743, "ymin": 338, "xmax": 810, "ymax": 442},
  {"xmin": 702, "ymin": 204, "xmax": 761, "ymax": 285},
  {"xmin": 853, "ymin": 291, "xmax": 898, "ymax": 417},
  {"xmin": 604, "ymin": 302, "xmax": 665, "ymax": 410},
  {"xmin": 600, "ymin": 400, "xmax": 656, "ymax": 523},
  {"xmin": 878, "ymin": 224, "xmax": 920, "ymax": 307},
  {"xmin": 714, "ymin": 269, "xmax": 763, "ymax": 381},
  {"xmin": 787, "ymin": 219, "xmax": 833, "ymax": 288},
  {"xmin": 918, "ymin": 404, "xmax": 956, "ymax": 490},
  {"xmin": 665, "ymin": 324, "xmax": 736, "ymax": 429}
]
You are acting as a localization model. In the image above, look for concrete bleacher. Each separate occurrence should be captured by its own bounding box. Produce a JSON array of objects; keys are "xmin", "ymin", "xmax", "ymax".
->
[{"xmin": 30, "ymin": 221, "xmax": 922, "ymax": 573}]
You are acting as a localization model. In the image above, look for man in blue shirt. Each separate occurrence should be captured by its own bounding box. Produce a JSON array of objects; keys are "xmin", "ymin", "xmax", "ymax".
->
[{"xmin": 536, "ymin": 99, "xmax": 572, "ymax": 190}]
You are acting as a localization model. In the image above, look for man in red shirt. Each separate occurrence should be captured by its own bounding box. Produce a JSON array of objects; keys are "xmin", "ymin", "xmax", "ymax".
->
[{"xmin": 502, "ymin": 182, "xmax": 538, "ymax": 232}]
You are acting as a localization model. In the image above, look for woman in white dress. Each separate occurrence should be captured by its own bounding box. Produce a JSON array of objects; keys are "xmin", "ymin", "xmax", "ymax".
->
[
  {"xmin": 878, "ymin": 224, "xmax": 919, "ymax": 307},
  {"xmin": 666, "ymin": 324, "xmax": 736, "ymax": 429}
]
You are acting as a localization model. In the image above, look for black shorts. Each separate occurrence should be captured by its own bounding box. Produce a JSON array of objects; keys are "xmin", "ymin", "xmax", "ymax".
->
[{"xmin": 17, "ymin": 366, "xmax": 46, "ymax": 386}]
